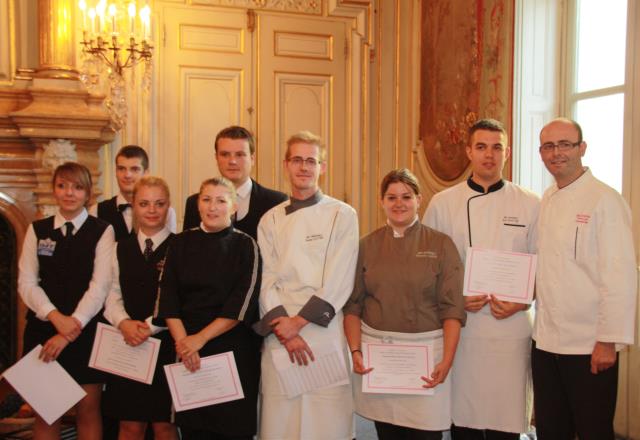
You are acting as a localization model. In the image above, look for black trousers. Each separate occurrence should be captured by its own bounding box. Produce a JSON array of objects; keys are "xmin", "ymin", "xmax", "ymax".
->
[
  {"xmin": 531, "ymin": 341, "xmax": 618, "ymax": 440},
  {"xmin": 179, "ymin": 427, "xmax": 252, "ymax": 440},
  {"xmin": 374, "ymin": 421, "xmax": 442, "ymax": 440},
  {"xmin": 450, "ymin": 425, "xmax": 520, "ymax": 440}
]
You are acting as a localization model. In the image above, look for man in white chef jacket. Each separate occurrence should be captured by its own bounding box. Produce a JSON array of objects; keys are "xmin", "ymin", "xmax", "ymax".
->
[
  {"xmin": 532, "ymin": 117, "xmax": 637, "ymax": 440},
  {"xmin": 423, "ymin": 118, "xmax": 540, "ymax": 439},
  {"xmin": 253, "ymin": 131, "xmax": 359, "ymax": 440}
]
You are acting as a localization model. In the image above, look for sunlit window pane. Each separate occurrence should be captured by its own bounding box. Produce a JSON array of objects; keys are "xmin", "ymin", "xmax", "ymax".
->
[
  {"xmin": 575, "ymin": 94, "xmax": 624, "ymax": 193},
  {"xmin": 576, "ymin": 0, "xmax": 627, "ymax": 92}
]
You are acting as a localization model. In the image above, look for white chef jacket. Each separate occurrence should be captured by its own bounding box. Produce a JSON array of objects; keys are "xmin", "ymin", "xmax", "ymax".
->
[
  {"xmin": 423, "ymin": 177, "xmax": 539, "ymax": 433},
  {"xmin": 18, "ymin": 208, "xmax": 115, "ymax": 327},
  {"xmin": 534, "ymin": 168, "xmax": 637, "ymax": 354},
  {"xmin": 256, "ymin": 193, "xmax": 359, "ymax": 440}
]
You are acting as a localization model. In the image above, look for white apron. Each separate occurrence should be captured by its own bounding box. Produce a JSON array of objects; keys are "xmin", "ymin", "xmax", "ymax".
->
[
  {"xmin": 353, "ymin": 322, "xmax": 451, "ymax": 431},
  {"xmin": 259, "ymin": 309, "xmax": 354, "ymax": 440}
]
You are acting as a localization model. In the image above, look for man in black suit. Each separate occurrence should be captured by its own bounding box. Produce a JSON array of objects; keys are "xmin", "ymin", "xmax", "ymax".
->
[{"xmin": 183, "ymin": 126, "xmax": 287, "ymax": 239}]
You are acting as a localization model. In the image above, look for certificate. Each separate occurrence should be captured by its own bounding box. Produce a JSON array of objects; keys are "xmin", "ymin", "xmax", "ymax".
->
[
  {"xmin": 164, "ymin": 352, "xmax": 244, "ymax": 412},
  {"xmin": 2, "ymin": 345, "xmax": 86, "ymax": 425},
  {"xmin": 89, "ymin": 322, "xmax": 161, "ymax": 384},
  {"xmin": 463, "ymin": 247, "xmax": 537, "ymax": 304},
  {"xmin": 361, "ymin": 342, "xmax": 434, "ymax": 396},
  {"xmin": 271, "ymin": 340, "xmax": 350, "ymax": 398}
]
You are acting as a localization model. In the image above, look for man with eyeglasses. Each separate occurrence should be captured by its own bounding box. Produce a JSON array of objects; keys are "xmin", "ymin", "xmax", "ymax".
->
[
  {"xmin": 532, "ymin": 118, "xmax": 636, "ymax": 440},
  {"xmin": 253, "ymin": 131, "xmax": 359, "ymax": 440},
  {"xmin": 423, "ymin": 118, "xmax": 539, "ymax": 440},
  {"xmin": 182, "ymin": 125, "xmax": 287, "ymax": 239}
]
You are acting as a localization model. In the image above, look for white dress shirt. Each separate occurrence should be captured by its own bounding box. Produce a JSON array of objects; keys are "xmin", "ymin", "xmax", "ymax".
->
[
  {"xmin": 235, "ymin": 178, "xmax": 253, "ymax": 221},
  {"xmin": 103, "ymin": 228, "xmax": 171, "ymax": 334},
  {"xmin": 534, "ymin": 168, "xmax": 637, "ymax": 354},
  {"xmin": 18, "ymin": 208, "xmax": 115, "ymax": 327}
]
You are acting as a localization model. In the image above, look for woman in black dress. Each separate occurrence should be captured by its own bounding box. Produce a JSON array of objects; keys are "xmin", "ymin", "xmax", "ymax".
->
[
  {"xmin": 156, "ymin": 176, "xmax": 262, "ymax": 440},
  {"xmin": 18, "ymin": 162, "xmax": 115, "ymax": 439},
  {"xmin": 102, "ymin": 176, "xmax": 178, "ymax": 440}
]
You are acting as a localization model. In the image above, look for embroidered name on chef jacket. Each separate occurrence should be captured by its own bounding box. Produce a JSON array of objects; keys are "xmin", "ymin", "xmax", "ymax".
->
[
  {"xmin": 416, "ymin": 250, "xmax": 438, "ymax": 258},
  {"xmin": 502, "ymin": 215, "xmax": 526, "ymax": 227},
  {"xmin": 37, "ymin": 238, "xmax": 57, "ymax": 256},
  {"xmin": 305, "ymin": 234, "xmax": 324, "ymax": 242},
  {"xmin": 576, "ymin": 214, "xmax": 591, "ymax": 224}
]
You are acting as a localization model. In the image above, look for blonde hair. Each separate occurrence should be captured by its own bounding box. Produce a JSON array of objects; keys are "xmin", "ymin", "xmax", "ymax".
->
[
  {"xmin": 199, "ymin": 176, "xmax": 237, "ymax": 203},
  {"xmin": 52, "ymin": 162, "xmax": 92, "ymax": 206},
  {"xmin": 285, "ymin": 131, "xmax": 327, "ymax": 162},
  {"xmin": 132, "ymin": 176, "xmax": 171, "ymax": 202}
]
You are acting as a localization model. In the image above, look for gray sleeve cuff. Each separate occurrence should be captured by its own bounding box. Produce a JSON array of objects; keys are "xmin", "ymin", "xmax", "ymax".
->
[
  {"xmin": 253, "ymin": 305, "xmax": 289, "ymax": 336},
  {"xmin": 298, "ymin": 295, "xmax": 336, "ymax": 327}
]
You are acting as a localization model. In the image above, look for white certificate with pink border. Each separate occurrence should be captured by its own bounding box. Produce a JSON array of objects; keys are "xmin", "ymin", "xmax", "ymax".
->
[
  {"xmin": 164, "ymin": 352, "xmax": 244, "ymax": 412},
  {"xmin": 361, "ymin": 342, "xmax": 434, "ymax": 396},
  {"xmin": 89, "ymin": 322, "xmax": 161, "ymax": 384},
  {"xmin": 463, "ymin": 247, "xmax": 537, "ymax": 304}
]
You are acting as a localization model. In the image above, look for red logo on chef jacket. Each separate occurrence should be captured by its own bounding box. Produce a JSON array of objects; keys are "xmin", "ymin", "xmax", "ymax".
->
[{"xmin": 576, "ymin": 214, "xmax": 590, "ymax": 224}]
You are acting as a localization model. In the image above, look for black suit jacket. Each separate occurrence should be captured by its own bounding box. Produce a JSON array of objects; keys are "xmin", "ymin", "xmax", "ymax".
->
[{"xmin": 182, "ymin": 179, "xmax": 288, "ymax": 240}]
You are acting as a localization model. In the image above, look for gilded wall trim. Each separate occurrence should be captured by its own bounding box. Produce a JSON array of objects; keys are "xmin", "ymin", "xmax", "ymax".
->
[{"xmin": 190, "ymin": 0, "xmax": 322, "ymax": 15}]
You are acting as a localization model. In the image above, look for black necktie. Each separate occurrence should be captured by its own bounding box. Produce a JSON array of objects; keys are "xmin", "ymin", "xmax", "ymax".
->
[
  {"xmin": 64, "ymin": 222, "xmax": 74, "ymax": 238},
  {"xmin": 118, "ymin": 203, "xmax": 131, "ymax": 212},
  {"xmin": 144, "ymin": 238, "xmax": 153, "ymax": 260}
]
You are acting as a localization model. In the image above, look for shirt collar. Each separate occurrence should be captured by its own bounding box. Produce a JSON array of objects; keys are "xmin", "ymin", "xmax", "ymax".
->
[
  {"xmin": 54, "ymin": 208, "xmax": 89, "ymax": 233},
  {"xmin": 387, "ymin": 216, "xmax": 419, "ymax": 238},
  {"xmin": 236, "ymin": 179, "xmax": 253, "ymax": 199},
  {"xmin": 116, "ymin": 193, "xmax": 130, "ymax": 206},
  {"xmin": 137, "ymin": 228, "xmax": 171, "ymax": 252},
  {"xmin": 285, "ymin": 190, "xmax": 323, "ymax": 215},
  {"xmin": 467, "ymin": 175, "xmax": 505, "ymax": 194}
]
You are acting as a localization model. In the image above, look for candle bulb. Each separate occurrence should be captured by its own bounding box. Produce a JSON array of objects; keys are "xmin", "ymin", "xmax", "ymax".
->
[
  {"xmin": 88, "ymin": 7, "xmax": 96, "ymax": 36},
  {"xmin": 96, "ymin": 0, "xmax": 106, "ymax": 35},
  {"xmin": 79, "ymin": 0, "xmax": 87, "ymax": 31},
  {"xmin": 108, "ymin": 3, "xmax": 116, "ymax": 34},
  {"xmin": 140, "ymin": 4, "xmax": 151, "ymax": 41},
  {"xmin": 128, "ymin": 2, "xmax": 136, "ymax": 36}
]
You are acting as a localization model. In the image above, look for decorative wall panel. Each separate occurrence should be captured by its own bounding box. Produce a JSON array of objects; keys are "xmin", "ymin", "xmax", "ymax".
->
[
  {"xmin": 180, "ymin": 24, "xmax": 245, "ymax": 54},
  {"xmin": 274, "ymin": 31, "xmax": 333, "ymax": 60},
  {"xmin": 180, "ymin": 67, "xmax": 243, "ymax": 197},
  {"xmin": 191, "ymin": 0, "xmax": 322, "ymax": 15},
  {"xmin": 0, "ymin": 0, "xmax": 13, "ymax": 84}
]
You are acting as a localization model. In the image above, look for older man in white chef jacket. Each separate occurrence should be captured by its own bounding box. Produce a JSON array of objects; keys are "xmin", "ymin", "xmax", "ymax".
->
[
  {"xmin": 532, "ymin": 118, "xmax": 637, "ymax": 440},
  {"xmin": 253, "ymin": 131, "xmax": 359, "ymax": 440},
  {"xmin": 423, "ymin": 118, "xmax": 540, "ymax": 440}
]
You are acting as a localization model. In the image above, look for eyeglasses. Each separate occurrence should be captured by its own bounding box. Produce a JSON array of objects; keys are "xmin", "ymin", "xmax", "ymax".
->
[
  {"xmin": 287, "ymin": 156, "xmax": 320, "ymax": 167},
  {"xmin": 539, "ymin": 141, "xmax": 581, "ymax": 153}
]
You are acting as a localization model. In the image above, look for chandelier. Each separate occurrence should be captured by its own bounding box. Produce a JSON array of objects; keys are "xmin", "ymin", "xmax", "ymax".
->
[{"xmin": 78, "ymin": 0, "xmax": 153, "ymax": 129}]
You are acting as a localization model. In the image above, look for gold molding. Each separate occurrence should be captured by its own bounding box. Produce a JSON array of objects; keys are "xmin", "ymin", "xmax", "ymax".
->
[
  {"xmin": 0, "ymin": 0, "xmax": 16, "ymax": 85},
  {"xmin": 189, "ymin": 0, "xmax": 322, "ymax": 15}
]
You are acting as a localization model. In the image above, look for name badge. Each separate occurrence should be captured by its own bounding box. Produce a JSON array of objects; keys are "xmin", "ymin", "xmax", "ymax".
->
[
  {"xmin": 576, "ymin": 213, "xmax": 591, "ymax": 224},
  {"xmin": 37, "ymin": 238, "xmax": 57, "ymax": 256},
  {"xmin": 416, "ymin": 250, "xmax": 437, "ymax": 258},
  {"xmin": 305, "ymin": 234, "xmax": 324, "ymax": 242}
]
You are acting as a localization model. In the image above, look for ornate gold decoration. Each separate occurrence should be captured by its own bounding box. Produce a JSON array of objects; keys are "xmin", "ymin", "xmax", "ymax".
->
[{"xmin": 191, "ymin": 0, "xmax": 321, "ymax": 15}]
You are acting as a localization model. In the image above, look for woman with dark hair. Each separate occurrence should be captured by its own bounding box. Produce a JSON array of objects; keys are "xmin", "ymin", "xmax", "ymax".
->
[
  {"xmin": 344, "ymin": 168, "xmax": 466, "ymax": 440},
  {"xmin": 156, "ymin": 177, "xmax": 262, "ymax": 440},
  {"xmin": 18, "ymin": 161, "xmax": 115, "ymax": 439}
]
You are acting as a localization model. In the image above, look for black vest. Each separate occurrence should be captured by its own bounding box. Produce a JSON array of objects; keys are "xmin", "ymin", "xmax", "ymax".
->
[
  {"xmin": 31, "ymin": 216, "xmax": 108, "ymax": 318},
  {"xmin": 97, "ymin": 196, "xmax": 133, "ymax": 241},
  {"xmin": 117, "ymin": 234, "xmax": 173, "ymax": 321}
]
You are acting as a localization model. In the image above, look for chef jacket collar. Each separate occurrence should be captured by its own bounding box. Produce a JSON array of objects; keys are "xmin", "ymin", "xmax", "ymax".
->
[
  {"xmin": 467, "ymin": 175, "xmax": 505, "ymax": 194},
  {"xmin": 285, "ymin": 190, "xmax": 323, "ymax": 215}
]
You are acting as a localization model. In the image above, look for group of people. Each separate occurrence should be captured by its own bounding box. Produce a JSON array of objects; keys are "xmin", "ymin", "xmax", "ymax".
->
[{"xmin": 16, "ymin": 118, "xmax": 636, "ymax": 440}]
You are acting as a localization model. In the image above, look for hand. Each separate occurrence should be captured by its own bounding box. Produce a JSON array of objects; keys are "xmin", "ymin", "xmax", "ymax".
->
[
  {"xmin": 422, "ymin": 359, "xmax": 452, "ymax": 388},
  {"xmin": 464, "ymin": 295, "xmax": 489, "ymax": 313},
  {"xmin": 591, "ymin": 341, "xmax": 616, "ymax": 374},
  {"xmin": 284, "ymin": 335, "xmax": 315, "ymax": 366},
  {"xmin": 176, "ymin": 334, "xmax": 206, "ymax": 359},
  {"xmin": 489, "ymin": 295, "xmax": 527, "ymax": 320},
  {"xmin": 39, "ymin": 334, "xmax": 69, "ymax": 362},
  {"xmin": 351, "ymin": 351, "xmax": 373, "ymax": 375},
  {"xmin": 48, "ymin": 311, "xmax": 81, "ymax": 341},
  {"xmin": 270, "ymin": 316, "xmax": 307, "ymax": 342},
  {"xmin": 118, "ymin": 319, "xmax": 151, "ymax": 346},
  {"xmin": 182, "ymin": 352, "xmax": 201, "ymax": 373}
]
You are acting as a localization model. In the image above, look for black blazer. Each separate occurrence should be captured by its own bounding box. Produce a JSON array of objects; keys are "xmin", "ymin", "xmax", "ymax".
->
[{"xmin": 183, "ymin": 179, "xmax": 288, "ymax": 240}]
